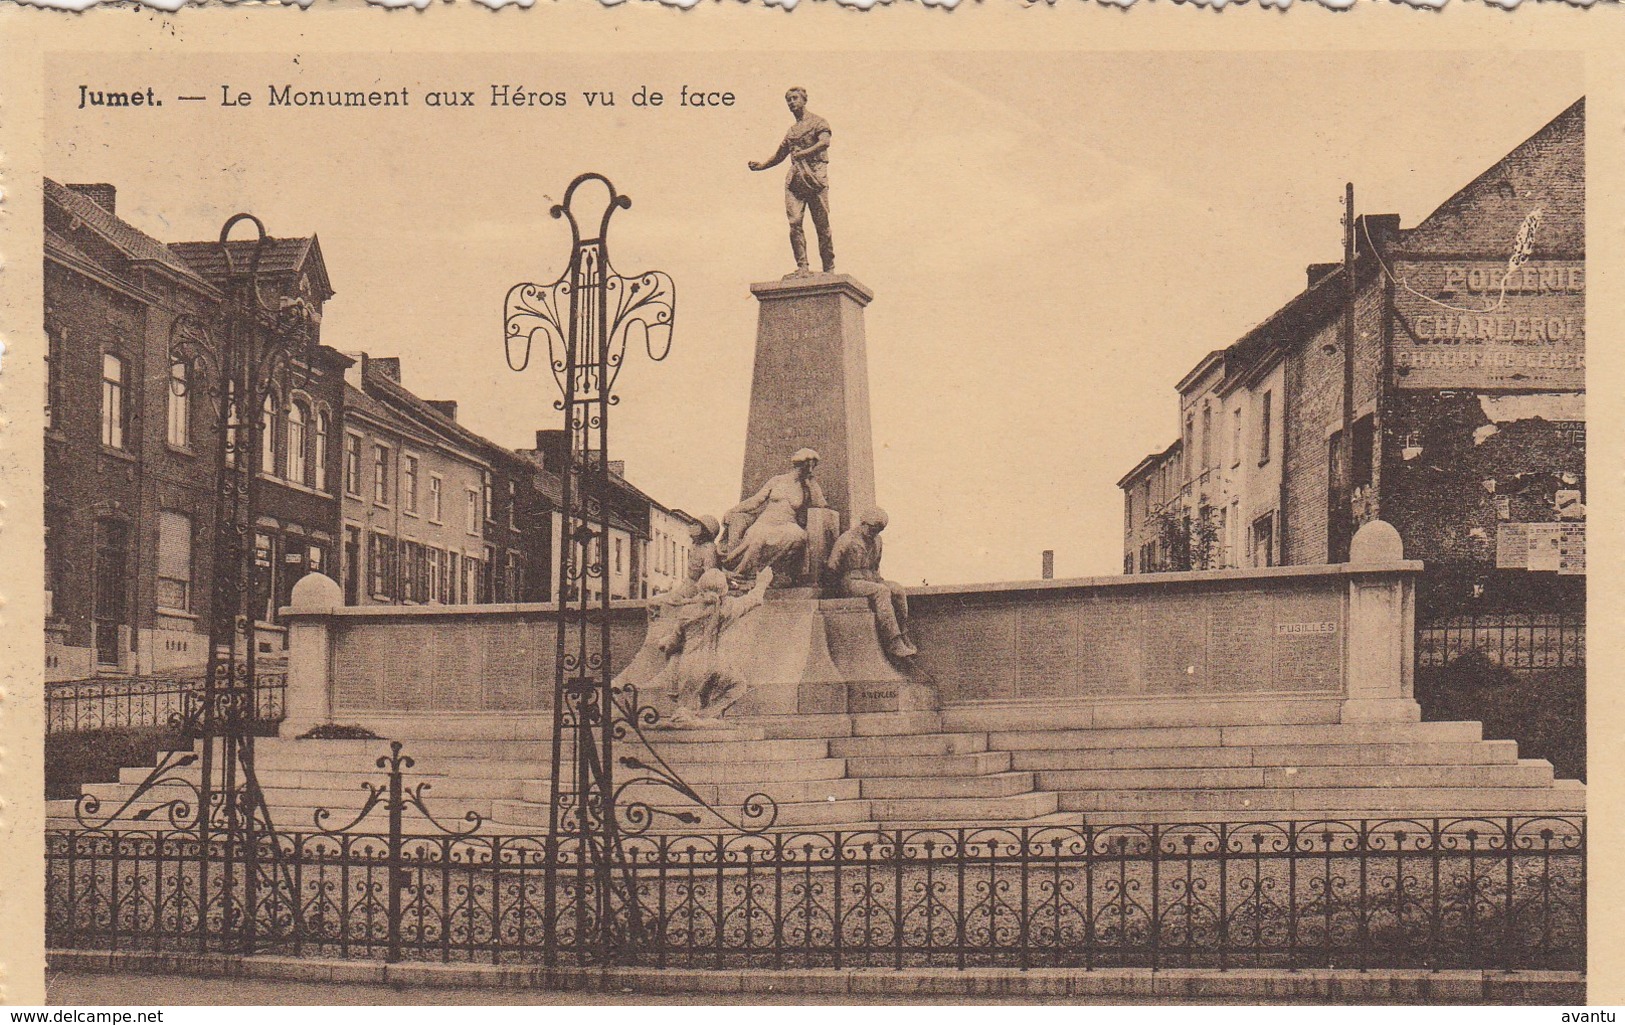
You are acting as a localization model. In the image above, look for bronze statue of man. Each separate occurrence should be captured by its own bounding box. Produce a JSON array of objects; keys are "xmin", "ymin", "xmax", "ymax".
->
[{"xmin": 749, "ymin": 87, "xmax": 834, "ymax": 276}]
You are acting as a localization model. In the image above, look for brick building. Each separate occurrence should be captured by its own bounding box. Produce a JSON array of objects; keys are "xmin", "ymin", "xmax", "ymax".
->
[
  {"xmin": 1123, "ymin": 99, "xmax": 1583, "ymax": 586},
  {"xmin": 336, "ymin": 359, "xmax": 679, "ymax": 608},
  {"xmin": 521, "ymin": 430, "xmax": 655, "ymax": 603},
  {"xmin": 1118, "ymin": 100, "xmax": 1585, "ymax": 772},
  {"xmin": 337, "ymin": 354, "xmax": 541, "ymax": 607},
  {"xmin": 44, "ymin": 179, "xmax": 349, "ymax": 682}
]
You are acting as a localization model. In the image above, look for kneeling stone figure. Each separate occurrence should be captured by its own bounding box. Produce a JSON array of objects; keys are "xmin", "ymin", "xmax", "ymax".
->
[{"xmin": 649, "ymin": 567, "xmax": 773, "ymax": 728}]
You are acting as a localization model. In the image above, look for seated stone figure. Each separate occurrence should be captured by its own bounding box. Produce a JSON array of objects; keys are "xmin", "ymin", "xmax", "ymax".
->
[
  {"xmin": 827, "ymin": 507, "xmax": 917, "ymax": 659},
  {"xmin": 647, "ymin": 568, "xmax": 773, "ymax": 728},
  {"xmin": 722, "ymin": 448, "xmax": 829, "ymax": 585}
]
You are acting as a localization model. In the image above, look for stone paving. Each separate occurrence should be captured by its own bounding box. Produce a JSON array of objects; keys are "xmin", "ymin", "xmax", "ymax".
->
[{"xmin": 46, "ymin": 952, "xmax": 1583, "ymax": 1005}]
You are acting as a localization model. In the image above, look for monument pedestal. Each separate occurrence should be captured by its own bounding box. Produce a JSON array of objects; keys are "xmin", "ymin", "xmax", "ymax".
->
[
  {"xmin": 615, "ymin": 598, "xmax": 936, "ymax": 726},
  {"xmin": 728, "ymin": 597, "xmax": 936, "ymax": 717},
  {"xmin": 742, "ymin": 274, "xmax": 878, "ymax": 533}
]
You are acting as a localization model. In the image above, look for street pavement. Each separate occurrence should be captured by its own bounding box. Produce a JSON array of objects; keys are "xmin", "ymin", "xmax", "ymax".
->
[{"xmin": 44, "ymin": 969, "xmax": 1206, "ymax": 1005}]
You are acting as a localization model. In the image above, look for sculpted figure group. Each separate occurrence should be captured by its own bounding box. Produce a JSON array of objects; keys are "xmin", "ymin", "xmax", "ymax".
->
[{"xmin": 640, "ymin": 449, "xmax": 919, "ymax": 727}]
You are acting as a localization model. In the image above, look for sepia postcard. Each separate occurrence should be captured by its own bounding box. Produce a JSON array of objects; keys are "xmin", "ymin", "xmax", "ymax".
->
[{"xmin": 1, "ymin": 2, "xmax": 1622, "ymax": 1010}]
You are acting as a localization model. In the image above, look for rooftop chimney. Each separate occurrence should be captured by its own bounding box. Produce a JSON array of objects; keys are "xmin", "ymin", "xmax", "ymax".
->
[
  {"xmin": 367, "ymin": 356, "xmax": 402, "ymax": 384},
  {"xmin": 608, "ymin": 460, "xmax": 626, "ymax": 478},
  {"xmin": 1357, "ymin": 213, "xmax": 1402, "ymax": 254},
  {"xmin": 533, "ymin": 429, "xmax": 569, "ymax": 472},
  {"xmin": 426, "ymin": 400, "xmax": 458, "ymax": 421},
  {"xmin": 67, "ymin": 184, "xmax": 117, "ymax": 215},
  {"xmin": 1307, "ymin": 262, "xmax": 1340, "ymax": 288},
  {"xmin": 341, "ymin": 351, "xmax": 366, "ymax": 390},
  {"xmin": 1041, "ymin": 550, "xmax": 1055, "ymax": 580}
]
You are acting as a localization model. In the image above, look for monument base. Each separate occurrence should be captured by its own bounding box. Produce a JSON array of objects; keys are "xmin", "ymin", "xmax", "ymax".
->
[
  {"xmin": 732, "ymin": 597, "xmax": 937, "ymax": 716},
  {"xmin": 614, "ymin": 598, "xmax": 937, "ymax": 723},
  {"xmin": 1340, "ymin": 697, "xmax": 1424, "ymax": 723}
]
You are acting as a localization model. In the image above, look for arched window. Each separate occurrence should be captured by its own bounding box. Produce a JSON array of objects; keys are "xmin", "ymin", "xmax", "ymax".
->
[
  {"xmin": 314, "ymin": 410, "xmax": 330, "ymax": 492},
  {"xmin": 261, "ymin": 395, "xmax": 278, "ymax": 475},
  {"xmin": 287, "ymin": 401, "xmax": 309, "ymax": 485}
]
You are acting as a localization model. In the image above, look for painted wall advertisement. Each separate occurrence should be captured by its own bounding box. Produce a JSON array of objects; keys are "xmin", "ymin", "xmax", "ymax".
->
[{"xmin": 1393, "ymin": 259, "xmax": 1584, "ymax": 391}]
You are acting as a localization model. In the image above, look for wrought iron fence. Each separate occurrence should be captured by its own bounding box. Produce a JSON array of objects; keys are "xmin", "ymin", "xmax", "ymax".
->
[
  {"xmin": 1416, "ymin": 613, "xmax": 1584, "ymax": 674},
  {"xmin": 46, "ymin": 815, "xmax": 1583, "ymax": 971},
  {"xmin": 45, "ymin": 673, "xmax": 287, "ymax": 734}
]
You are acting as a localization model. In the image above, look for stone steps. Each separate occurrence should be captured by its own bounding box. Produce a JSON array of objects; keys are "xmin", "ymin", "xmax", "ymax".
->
[
  {"xmin": 738, "ymin": 712, "xmax": 944, "ymax": 740},
  {"xmin": 56, "ymin": 697, "xmax": 1583, "ymax": 835},
  {"xmin": 1009, "ymin": 740, "xmax": 1521, "ymax": 771},
  {"xmin": 985, "ymin": 719, "xmax": 1487, "ymax": 752},
  {"xmin": 269, "ymin": 738, "xmax": 554, "ymax": 762},
  {"xmin": 944, "ymin": 698, "xmax": 1347, "ymax": 733},
  {"xmin": 636, "ymin": 738, "xmax": 834, "ymax": 763},
  {"xmin": 869, "ymin": 791, "xmax": 1060, "ymax": 823},
  {"xmin": 619, "ymin": 756, "xmax": 849, "ymax": 783},
  {"xmin": 829, "ymin": 732, "xmax": 987, "ymax": 758},
  {"xmin": 518, "ymin": 776, "xmax": 863, "ymax": 806},
  {"xmin": 1057, "ymin": 785, "xmax": 1585, "ymax": 815},
  {"xmin": 1033, "ymin": 761, "xmax": 1555, "ymax": 793},
  {"xmin": 858, "ymin": 771, "xmax": 1036, "ymax": 800},
  {"xmin": 842, "ymin": 751, "xmax": 1011, "ymax": 777}
]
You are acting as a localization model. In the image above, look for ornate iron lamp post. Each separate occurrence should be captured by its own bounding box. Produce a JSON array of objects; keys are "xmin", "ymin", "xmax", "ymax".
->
[
  {"xmin": 189, "ymin": 219, "xmax": 317, "ymax": 907},
  {"xmin": 166, "ymin": 215, "xmax": 321, "ymax": 839},
  {"xmin": 505, "ymin": 173, "xmax": 675, "ymax": 958},
  {"xmin": 71, "ymin": 213, "xmax": 319, "ymax": 953}
]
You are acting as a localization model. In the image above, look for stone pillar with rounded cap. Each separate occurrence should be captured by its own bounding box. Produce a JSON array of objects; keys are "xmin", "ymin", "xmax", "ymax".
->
[
  {"xmin": 280, "ymin": 571, "xmax": 343, "ymax": 736},
  {"xmin": 1341, "ymin": 520, "xmax": 1424, "ymax": 724}
]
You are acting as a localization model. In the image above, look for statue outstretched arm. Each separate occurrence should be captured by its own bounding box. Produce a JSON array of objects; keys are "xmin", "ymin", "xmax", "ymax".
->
[{"xmin": 748, "ymin": 139, "xmax": 792, "ymax": 172}]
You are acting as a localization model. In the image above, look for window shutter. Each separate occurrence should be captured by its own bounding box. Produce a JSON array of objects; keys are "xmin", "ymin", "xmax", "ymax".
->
[{"xmin": 158, "ymin": 512, "xmax": 192, "ymax": 581}]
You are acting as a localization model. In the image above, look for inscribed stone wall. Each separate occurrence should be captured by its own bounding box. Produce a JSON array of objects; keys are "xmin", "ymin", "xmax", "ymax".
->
[
  {"xmin": 319, "ymin": 574, "xmax": 1354, "ymax": 715},
  {"xmin": 330, "ymin": 608, "xmax": 646, "ymax": 714},
  {"xmin": 912, "ymin": 578, "xmax": 1345, "ymax": 704}
]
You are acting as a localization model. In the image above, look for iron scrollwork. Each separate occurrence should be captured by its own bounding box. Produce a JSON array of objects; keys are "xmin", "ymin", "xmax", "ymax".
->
[
  {"xmin": 72, "ymin": 214, "xmax": 325, "ymax": 961},
  {"xmin": 44, "ymin": 816, "xmax": 1586, "ymax": 970}
]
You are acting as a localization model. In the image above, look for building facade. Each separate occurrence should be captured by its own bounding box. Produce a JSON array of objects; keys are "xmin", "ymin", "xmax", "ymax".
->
[
  {"xmin": 44, "ymin": 179, "xmax": 347, "ymax": 681},
  {"xmin": 1121, "ymin": 99, "xmax": 1584, "ymax": 603},
  {"xmin": 1117, "ymin": 100, "xmax": 1586, "ymax": 774},
  {"xmin": 648, "ymin": 505, "xmax": 703, "ymax": 598},
  {"xmin": 337, "ymin": 354, "xmax": 538, "ymax": 607},
  {"xmin": 523, "ymin": 430, "xmax": 654, "ymax": 603},
  {"xmin": 1119, "ymin": 343, "xmax": 1284, "ymax": 575}
]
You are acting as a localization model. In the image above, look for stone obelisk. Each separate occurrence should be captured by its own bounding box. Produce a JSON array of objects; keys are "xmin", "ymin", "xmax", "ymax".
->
[{"xmin": 740, "ymin": 273, "xmax": 877, "ymax": 533}]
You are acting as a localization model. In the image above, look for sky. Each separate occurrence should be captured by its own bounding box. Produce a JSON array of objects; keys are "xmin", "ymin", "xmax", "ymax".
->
[{"xmin": 46, "ymin": 49, "xmax": 1582, "ymax": 585}]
